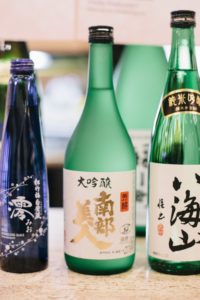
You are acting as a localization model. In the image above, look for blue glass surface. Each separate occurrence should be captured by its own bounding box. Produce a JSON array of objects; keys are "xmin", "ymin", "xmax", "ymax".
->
[{"xmin": 0, "ymin": 60, "xmax": 48, "ymax": 273}]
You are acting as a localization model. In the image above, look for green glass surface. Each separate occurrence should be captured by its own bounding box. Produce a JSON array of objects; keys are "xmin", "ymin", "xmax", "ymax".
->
[
  {"xmin": 64, "ymin": 41, "xmax": 136, "ymax": 275},
  {"xmin": 116, "ymin": 45, "xmax": 167, "ymax": 130},
  {"xmin": 148, "ymin": 26, "xmax": 200, "ymax": 275},
  {"xmin": 0, "ymin": 84, "xmax": 7, "ymax": 121},
  {"xmin": 116, "ymin": 46, "xmax": 168, "ymax": 236},
  {"xmin": 0, "ymin": 41, "xmax": 29, "ymax": 59}
]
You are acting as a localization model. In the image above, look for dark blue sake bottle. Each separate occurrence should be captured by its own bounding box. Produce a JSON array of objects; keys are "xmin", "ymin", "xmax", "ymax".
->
[{"xmin": 0, "ymin": 59, "xmax": 48, "ymax": 273}]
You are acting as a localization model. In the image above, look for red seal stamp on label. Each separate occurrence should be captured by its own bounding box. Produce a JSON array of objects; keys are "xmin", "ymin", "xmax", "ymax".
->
[{"xmin": 157, "ymin": 223, "xmax": 164, "ymax": 236}]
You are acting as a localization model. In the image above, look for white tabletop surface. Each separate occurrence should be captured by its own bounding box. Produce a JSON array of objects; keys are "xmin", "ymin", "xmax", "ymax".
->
[{"xmin": 0, "ymin": 208, "xmax": 200, "ymax": 300}]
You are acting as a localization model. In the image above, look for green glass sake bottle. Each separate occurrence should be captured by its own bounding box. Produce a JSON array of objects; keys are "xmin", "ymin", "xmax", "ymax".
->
[
  {"xmin": 148, "ymin": 10, "xmax": 200, "ymax": 275},
  {"xmin": 116, "ymin": 45, "xmax": 167, "ymax": 236},
  {"xmin": 64, "ymin": 26, "xmax": 136, "ymax": 275}
]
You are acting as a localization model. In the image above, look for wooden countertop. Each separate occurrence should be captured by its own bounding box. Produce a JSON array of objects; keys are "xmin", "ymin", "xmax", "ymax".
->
[{"xmin": 0, "ymin": 208, "xmax": 199, "ymax": 300}]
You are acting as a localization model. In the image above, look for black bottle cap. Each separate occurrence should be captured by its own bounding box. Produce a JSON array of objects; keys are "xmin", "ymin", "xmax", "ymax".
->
[
  {"xmin": 11, "ymin": 58, "xmax": 34, "ymax": 74},
  {"xmin": 89, "ymin": 26, "xmax": 113, "ymax": 43},
  {"xmin": 171, "ymin": 10, "xmax": 196, "ymax": 28}
]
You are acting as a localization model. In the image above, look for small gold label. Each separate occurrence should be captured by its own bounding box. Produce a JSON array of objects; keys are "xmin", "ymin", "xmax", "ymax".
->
[{"xmin": 162, "ymin": 89, "xmax": 200, "ymax": 117}]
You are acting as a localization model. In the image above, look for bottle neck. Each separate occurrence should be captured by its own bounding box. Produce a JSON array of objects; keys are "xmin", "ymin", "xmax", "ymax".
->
[
  {"xmin": 7, "ymin": 73, "xmax": 38, "ymax": 107},
  {"xmin": 168, "ymin": 27, "xmax": 197, "ymax": 71},
  {"xmin": 88, "ymin": 43, "xmax": 113, "ymax": 89}
]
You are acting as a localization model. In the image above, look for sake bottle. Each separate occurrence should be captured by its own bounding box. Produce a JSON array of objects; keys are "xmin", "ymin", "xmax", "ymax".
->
[
  {"xmin": 0, "ymin": 59, "xmax": 48, "ymax": 273},
  {"xmin": 148, "ymin": 10, "xmax": 200, "ymax": 275},
  {"xmin": 116, "ymin": 45, "xmax": 167, "ymax": 236},
  {"xmin": 0, "ymin": 42, "xmax": 29, "ymax": 138},
  {"xmin": 64, "ymin": 26, "xmax": 136, "ymax": 275}
]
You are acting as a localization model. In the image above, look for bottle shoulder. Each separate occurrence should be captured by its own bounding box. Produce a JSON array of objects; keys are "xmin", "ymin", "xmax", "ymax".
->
[
  {"xmin": 65, "ymin": 128, "xmax": 136, "ymax": 171},
  {"xmin": 64, "ymin": 92, "xmax": 136, "ymax": 171},
  {"xmin": 1, "ymin": 108, "xmax": 45, "ymax": 171},
  {"xmin": 150, "ymin": 110, "xmax": 200, "ymax": 164},
  {"xmin": 164, "ymin": 70, "xmax": 200, "ymax": 94},
  {"xmin": 150, "ymin": 68, "xmax": 200, "ymax": 164}
]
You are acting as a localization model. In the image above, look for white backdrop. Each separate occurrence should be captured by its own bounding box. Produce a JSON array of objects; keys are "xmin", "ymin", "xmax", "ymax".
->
[{"xmin": 0, "ymin": 0, "xmax": 199, "ymax": 45}]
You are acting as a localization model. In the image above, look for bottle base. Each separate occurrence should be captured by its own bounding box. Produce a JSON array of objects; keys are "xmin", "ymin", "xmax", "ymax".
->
[
  {"xmin": 65, "ymin": 253, "xmax": 135, "ymax": 275},
  {"xmin": 148, "ymin": 255, "xmax": 200, "ymax": 275},
  {"xmin": 0, "ymin": 257, "xmax": 48, "ymax": 273}
]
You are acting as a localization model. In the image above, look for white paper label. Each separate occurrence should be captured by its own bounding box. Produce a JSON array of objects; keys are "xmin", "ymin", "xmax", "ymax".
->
[
  {"xmin": 64, "ymin": 169, "xmax": 135, "ymax": 260},
  {"xmin": 129, "ymin": 130, "xmax": 151, "ymax": 227},
  {"xmin": 149, "ymin": 162, "xmax": 200, "ymax": 262}
]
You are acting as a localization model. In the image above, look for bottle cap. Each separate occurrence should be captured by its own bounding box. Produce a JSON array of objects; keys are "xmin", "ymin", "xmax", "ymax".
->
[
  {"xmin": 89, "ymin": 26, "xmax": 113, "ymax": 43},
  {"xmin": 11, "ymin": 58, "xmax": 34, "ymax": 74},
  {"xmin": 171, "ymin": 10, "xmax": 196, "ymax": 28}
]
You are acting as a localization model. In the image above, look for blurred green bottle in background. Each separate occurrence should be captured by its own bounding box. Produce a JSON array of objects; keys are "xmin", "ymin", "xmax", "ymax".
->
[{"xmin": 116, "ymin": 45, "xmax": 168, "ymax": 235}]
